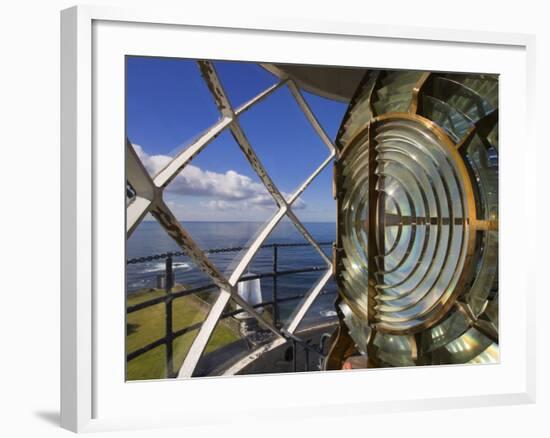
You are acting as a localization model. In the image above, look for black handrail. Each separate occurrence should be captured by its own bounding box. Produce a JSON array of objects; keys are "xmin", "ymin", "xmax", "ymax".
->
[
  {"xmin": 126, "ymin": 241, "xmax": 334, "ymax": 264},
  {"xmin": 126, "ymin": 241, "xmax": 336, "ymax": 377}
]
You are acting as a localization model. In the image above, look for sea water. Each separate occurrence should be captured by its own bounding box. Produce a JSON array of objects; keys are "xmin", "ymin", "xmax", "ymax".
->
[{"xmin": 126, "ymin": 220, "xmax": 338, "ymax": 326}]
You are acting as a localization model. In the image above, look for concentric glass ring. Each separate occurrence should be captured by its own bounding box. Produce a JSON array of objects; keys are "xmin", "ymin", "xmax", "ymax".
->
[{"xmin": 339, "ymin": 116, "xmax": 475, "ymax": 334}]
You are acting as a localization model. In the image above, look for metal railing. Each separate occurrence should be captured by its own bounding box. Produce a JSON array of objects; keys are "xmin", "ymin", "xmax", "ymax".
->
[
  {"xmin": 126, "ymin": 241, "xmax": 336, "ymax": 378},
  {"xmin": 127, "ymin": 60, "xmax": 337, "ymax": 378}
]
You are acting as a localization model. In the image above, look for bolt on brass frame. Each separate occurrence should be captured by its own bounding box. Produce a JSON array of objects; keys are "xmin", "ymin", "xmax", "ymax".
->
[
  {"xmin": 335, "ymin": 111, "xmax": 485, "ymax": 337},
  {"xmin": 331, "ymin": 70, "xmax": 499, "ymax": 368}
]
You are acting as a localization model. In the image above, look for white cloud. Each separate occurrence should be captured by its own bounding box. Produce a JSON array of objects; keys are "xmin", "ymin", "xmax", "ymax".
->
[{"xmin": 132, "ymin": 144, "xmax": 306, "ymax": 211}]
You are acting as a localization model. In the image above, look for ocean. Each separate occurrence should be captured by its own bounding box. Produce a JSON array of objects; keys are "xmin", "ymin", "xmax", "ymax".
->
[{"xmin": 127, "ymin": 220, "xmax": 338, "ymax": 326}]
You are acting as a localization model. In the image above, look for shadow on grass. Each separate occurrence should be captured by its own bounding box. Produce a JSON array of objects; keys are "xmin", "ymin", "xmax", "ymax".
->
[{"xmin": 127, "ymin": 323, "xmax": 140, "ymax": 335}]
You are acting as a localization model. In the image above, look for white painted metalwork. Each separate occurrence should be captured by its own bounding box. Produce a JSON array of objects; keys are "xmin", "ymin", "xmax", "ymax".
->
[
  {"xmin": 285, "ymin": 269, "xmax": 334, "ymax": 334},
  {"xmin": 154, "ymin": 116, "xmax": 233, "ymax": 190},
  {"xmin": 221, "ymin": 338, "xmax": 288, "ymax": 376},
  {"xmin": 126, "ymin": 140, "xmax": 155, "ymax": 235},
  {"xmin": 177, "ymin": 290, "xmax": 232, "ymax": 378},
  {"xmin": 222, "ymin": 269, "xmax": 336, "ymax": 375},
  {"xmin": 127, "ymin": 60, "xmax": 336, "ymax": 378}
]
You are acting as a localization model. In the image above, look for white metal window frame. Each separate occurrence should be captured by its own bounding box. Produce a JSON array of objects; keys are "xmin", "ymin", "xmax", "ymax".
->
[
  {"xmin": 127, "ymin": 58, "xmax": 336, "ymax": 378},
  {"xmin": 61, "ymin": 5, "xmax": 536, "ymax": 433}
]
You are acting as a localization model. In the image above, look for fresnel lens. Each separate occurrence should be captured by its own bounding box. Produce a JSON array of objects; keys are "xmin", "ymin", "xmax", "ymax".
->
[{"xmin": 328, "ymin": 71, "xmax": 499, "ymax": 368}]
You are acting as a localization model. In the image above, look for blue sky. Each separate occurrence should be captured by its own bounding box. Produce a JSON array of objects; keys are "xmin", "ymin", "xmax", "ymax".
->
[{"xmin": 126, "ymin": 56, "xmax": 347, "ymax": 222}]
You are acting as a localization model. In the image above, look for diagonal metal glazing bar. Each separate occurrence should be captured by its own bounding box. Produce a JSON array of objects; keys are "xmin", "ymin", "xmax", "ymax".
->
[
  {"xmin": 234, "ymin": 79, "xmax": 287, "ymax": 116},
  {"xmin": 177, "ymin": 290, "xmax": 232, "ymax": 378},
  {"xmin": 284, "ymin": 269, "xmax": 334, "ymax": 334},
  {"xmin": 222, "ymin": 270, "xmax": 333, "ymax": 375},
  {"xmin": 197, "ymin": 61, "xmax": 234, "ymax": 118},
  {"xmin": 198, "ymin": 61, "xmax": 332, "ymax": 269},
  {"xmin": 126, "ymin": 139, "xmax": 155, "ymax": 197},
  {"xmin": 287, "ymin": 80, "xmax": 336, "ymax": 154},
  {"xmin": 230, "ymin": 122, "xmax": 288, "ymax": 206},
  {"xmin": 228, "ymin": 208, "xmax": 287, "ymax": 285},
  {"xmin": 281, "ymin": 80, "xmax": 336, "ymax": 267},
  {"xmin": 126, "ymin": 140, "xmax": 155, "ymax": 237},
  {"xmin": 127, "ymin": 196, "xmax": 153, "ymax": 237},
  {"xmin": 222, "ymin": 207, "xmax": 325, "ymax": 341},
  {"xmin": 183, "ymin": 271, "xmax": 286, "ymax": 377},
  {"xmin": 173, "ymin": 64, "xmax": 291, "ymax": 376},
  {"xmin": 149, "ymin": 200, "xmax": 239, "ymax": 378},
  {"xmin": 150, "ymin": 199, "xmax": 232, "ymax": 291},
  {"xmin": 198, "ymin": 60, "xmax": 290, "ymax": 285},
  {"xmin": 155, "ymin": 75, "xmax": 285, "ymax": 192},
  {"xmin": 221, "ymin": 338, "xmax": 287, "ymax": 376},
  {"xmin": 205, "ymin": 211, "xmax": 291, "ymax": 345},
  {"xmin": 178, "ymin": 275, "xmax": 284, "ymax": 379},
  {"xmin": 222, "ymin": 271, "xmax": 331, "ymax": 374},
  {"xmin": 287, "ymin": 151, "xmax": 336, "ymax": 205},
  {"xmin": 197, "ymin": 61, "xmax": 331, "ymax": 331},
  {"xmin": 194, "ymin": 60, "xmax": 333, "ymax": 375},
  {"xmin": 218, "ymin": 209, "xmax": 290, "ymax": 342},
  {"xmin": 284, "ymin": 153, "xmax": 335, "ymax": 267},
  {"xmin": 286, "ymin": 209, "xmax": 332, "ymax": 266},
  {"xmin": 197, "ymin": 60, "xmax": 288, "ymax": 208},
  {"xmin": 153, "ymin": 116, "xmax": 233, "ymax": 189},
  {"xmin": 152, "ymin": 202, "xmax": 286, "ymax": 377}
]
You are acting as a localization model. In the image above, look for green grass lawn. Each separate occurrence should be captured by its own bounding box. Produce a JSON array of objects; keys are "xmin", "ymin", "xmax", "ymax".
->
[{"xmin": 126, "ymin": 287, "xmax": 240, "ymax": 380}]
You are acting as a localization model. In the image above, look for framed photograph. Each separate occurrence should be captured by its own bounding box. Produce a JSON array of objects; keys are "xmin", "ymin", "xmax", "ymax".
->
[{"xmin": 61, "ymin": 4, "xmax": 536, "ymax": 432}]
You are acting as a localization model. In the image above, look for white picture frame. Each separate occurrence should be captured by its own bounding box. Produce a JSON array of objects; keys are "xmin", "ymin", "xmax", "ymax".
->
[{"xmin": 60, "ymin": 4, "xmax": 536, "ymax": 433}]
